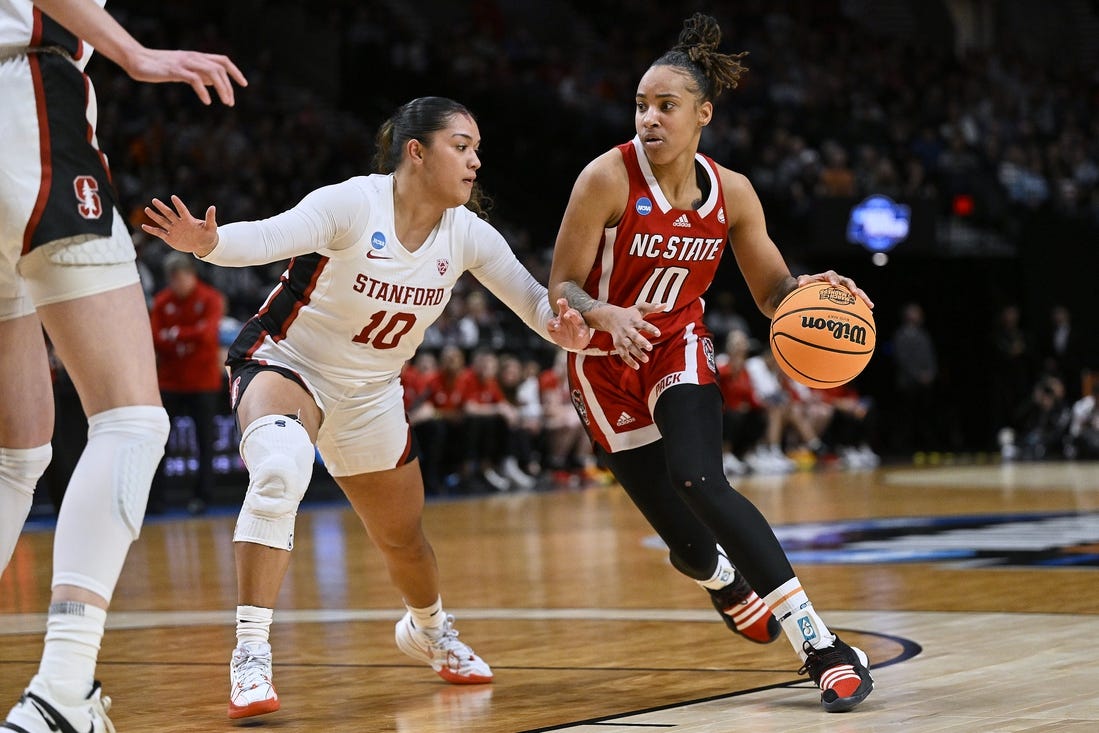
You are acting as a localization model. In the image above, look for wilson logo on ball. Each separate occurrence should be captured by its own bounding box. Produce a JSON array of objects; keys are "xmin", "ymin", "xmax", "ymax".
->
[{"xmin": 799, "ymin": 317, "xmax": 868, "ymax": 346}]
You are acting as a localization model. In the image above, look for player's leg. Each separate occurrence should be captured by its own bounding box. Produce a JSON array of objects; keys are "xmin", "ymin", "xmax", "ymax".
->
[
  {"xmin": 654, "ymin": 382, "xmax": 873, "ymax": 711},
  {"xmin": 0, "ymin": 308, "xmax": 54, "ymax": 573},
  {"xmin": 336, "ymin": 461, "xmax": 492, "ymax": 684},
  {"xmin": 4, "ymin": 278, "xmax": 171, "ymax": 733},
  {"xmin": 227, "ymin": 369, "xmax": 320, "ymax": 719},
  {"xmin": 597, "ymin": 442, "xmax": 779, "ymax": 644}
]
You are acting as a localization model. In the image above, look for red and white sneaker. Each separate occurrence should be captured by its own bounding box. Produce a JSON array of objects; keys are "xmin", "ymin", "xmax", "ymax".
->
[
  {"xmin": 798, "ymin": 637, "xmax": 874, "ymax": 712},
  {"xmin": 395, "ymin": 612, "xmax": 493, "ymax": 684},
  {"xmin": 228, "ymin": 641, "xmax": 280, "ymax": 719},
  {"xmin": 706, "ymin": 573, "xmax": 782, "ymax": 644}
]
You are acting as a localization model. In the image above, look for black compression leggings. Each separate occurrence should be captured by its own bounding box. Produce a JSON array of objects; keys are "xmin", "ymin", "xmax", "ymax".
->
[{"xmin": 598, "ymin": 383, "xmax": 795, "ymax": 597}]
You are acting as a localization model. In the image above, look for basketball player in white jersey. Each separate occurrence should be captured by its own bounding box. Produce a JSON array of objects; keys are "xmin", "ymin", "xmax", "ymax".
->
[
  {"xmin": 549, "ymin": 14, "xmax": 876, "ymax": 713},
  {"xmin": 0, "ymin": 2, "xmax": 246, "ymax": 732},
  {"xmin": 141, "ymin": 96, "xmax": 593, "ymax": 720}
]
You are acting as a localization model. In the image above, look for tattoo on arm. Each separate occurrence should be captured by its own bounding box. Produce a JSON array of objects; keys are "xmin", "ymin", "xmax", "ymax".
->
[{"xmin": 560, "ymin": 281, "xmax": 605, "ymax": 314}]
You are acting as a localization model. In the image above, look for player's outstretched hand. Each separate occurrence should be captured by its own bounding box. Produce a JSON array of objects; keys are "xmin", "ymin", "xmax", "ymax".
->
[
  {"xmin": 797, "ymin": 270, "xmax": 875, "ymax": 309},
  {"xmin": 125, "ymin": 48, "xmax": 248, "ymax": 106},
  {"xmin": 142, "ymin": 195, "xmax": 220, "ymax": 257},
  {"xmin": 548, "ymin": 298, "xmax": 593, "ymax": 352}
]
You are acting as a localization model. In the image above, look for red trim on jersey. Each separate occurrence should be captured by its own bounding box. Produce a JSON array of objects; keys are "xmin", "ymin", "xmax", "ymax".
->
[
  {"xmin": 396, "ymin": 426, "xmax": 413, "ymax": 467},
  {"xmin": 83, "ymin": 74, "xmax": 112, "ymax": 184},
  {"xmin": 276, "ymin": 256, "xmax": 329, "ymax": 340},
  {"xmin": 23, "ymin": 50, "xmax": 53, "ymax": 255}
]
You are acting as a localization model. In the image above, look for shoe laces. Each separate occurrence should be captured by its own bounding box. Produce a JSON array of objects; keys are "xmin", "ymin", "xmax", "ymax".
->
[
  {"xmin": 233, "ymin": 645, "xmax": 273, "ymax": 688},
  {"xmin": 424, "ymin": 615, "xmax": 475, "ymax": 658},
  {"xmin": 797, "ymin": 640, "xmax": 848, "ymax": 683}
]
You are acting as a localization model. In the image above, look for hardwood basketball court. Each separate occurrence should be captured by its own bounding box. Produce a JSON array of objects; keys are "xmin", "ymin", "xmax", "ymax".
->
[{"xmin": 3, "ymin": 461, "xmax": 1097, "ymax": 731}]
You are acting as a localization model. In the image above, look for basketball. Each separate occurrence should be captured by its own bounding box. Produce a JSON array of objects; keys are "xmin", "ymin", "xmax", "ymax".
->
[{"xmin": 769, "ymin": 282, "xmax": 876, "ymax": 389}]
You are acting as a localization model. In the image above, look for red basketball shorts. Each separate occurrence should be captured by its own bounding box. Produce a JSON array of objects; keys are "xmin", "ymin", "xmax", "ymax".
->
[{"xmin": 568, "ymin": 322, "xmax": 717, "ymax": 453}]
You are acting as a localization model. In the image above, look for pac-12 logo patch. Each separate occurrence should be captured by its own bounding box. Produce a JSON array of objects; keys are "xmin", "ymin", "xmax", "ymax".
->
[
  {"xmin": 436, "ymin": 258, "xmax": 449, "ymax": 276},
  {"xmin": 635, "ymin": 196, "xmax": 653, "ymax": 216},
  {"xmin": 73, "ymin": 176, "xmax": 102, "ymax": 219}
]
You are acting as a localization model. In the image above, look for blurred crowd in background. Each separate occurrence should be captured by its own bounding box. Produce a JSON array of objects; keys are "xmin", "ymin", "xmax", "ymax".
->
[{"xmin": 41, "ymin": 0, "xmax": 1099, "ymax": 508}]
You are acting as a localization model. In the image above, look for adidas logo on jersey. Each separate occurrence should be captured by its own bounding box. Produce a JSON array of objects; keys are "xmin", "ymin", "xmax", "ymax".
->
[
  {"xmin": 616, "ymin": 411, "xmax": 636, "ymax": 427},
  {"xmin": 672, "ymin": 213, "xmax": 691, "ymax": 227}
]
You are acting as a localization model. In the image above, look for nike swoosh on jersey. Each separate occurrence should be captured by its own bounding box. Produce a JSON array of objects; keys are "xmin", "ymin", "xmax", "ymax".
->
[{"xmin": 366, "ymin": 250, "xmax": 392, "ymax": 259}]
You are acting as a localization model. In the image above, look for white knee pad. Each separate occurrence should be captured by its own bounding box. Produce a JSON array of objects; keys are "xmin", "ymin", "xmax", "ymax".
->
[
  {"xmin": 0, "ymin": 443, "xmax": 53, "ymax": 571},
  {"xmin": 52, "ymin": 404, "xmax": 169, "ymax": 600},
  {"xmin": 234, "ymin": 415, "xmax": 315, "ymax": 551}
]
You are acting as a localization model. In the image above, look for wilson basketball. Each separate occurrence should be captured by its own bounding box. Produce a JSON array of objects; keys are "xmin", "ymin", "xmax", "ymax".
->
[{"xmin": 769, "ymin": 282, "xmax": 876, "ymax": 389}]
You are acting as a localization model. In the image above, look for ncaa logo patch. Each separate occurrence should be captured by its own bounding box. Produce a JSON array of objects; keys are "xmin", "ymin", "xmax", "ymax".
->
[
  {"xmin": 73, "ymin": 176, "xmax": 102, "ymax": 219},
  {"xmin": 635, "ymin": 196, "xmax": 653, "ymax": 216},
  {"xmin": 370, "ymin": 231, "xmax": 387, "ymax": 250}
]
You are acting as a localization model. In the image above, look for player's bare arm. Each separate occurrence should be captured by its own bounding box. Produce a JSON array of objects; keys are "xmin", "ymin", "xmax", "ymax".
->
[
  {"xmin": 32, "ymin": 0, "xmax": 247, "ymax": 106},
  {"xmin": 719, "ymin": 168, "xmax": 797, "ymax": 318}
]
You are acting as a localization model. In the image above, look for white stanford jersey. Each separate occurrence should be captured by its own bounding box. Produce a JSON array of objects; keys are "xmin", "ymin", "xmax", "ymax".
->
[
  {"xmin": 583, "ymin": 137, "xmax": 728, "ymax": 355},
  {"xmin": 218, "ymin": 175, "xmax": 555, "ymax": 384}
]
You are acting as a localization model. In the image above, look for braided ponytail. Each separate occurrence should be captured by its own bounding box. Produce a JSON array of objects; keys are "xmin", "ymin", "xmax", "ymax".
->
[{"xmin": 654, "ymin": 13, "xmax": 748, "ymax": 102}]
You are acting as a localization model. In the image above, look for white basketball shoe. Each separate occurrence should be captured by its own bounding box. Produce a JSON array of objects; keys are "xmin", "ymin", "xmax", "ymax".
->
[{"xmin": 395, "ymin": 612, "xmax": 493, "ymax": 684}]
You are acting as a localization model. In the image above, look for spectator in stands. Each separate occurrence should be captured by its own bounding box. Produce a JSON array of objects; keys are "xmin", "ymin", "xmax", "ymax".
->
[
  {"xmin": 1041, "ymin": 305, "xmax": 1084, "ymax": 400},
  {"xmin": 1067, "ymin": 379, "xmax": 1099, "ymax": 459},
  {"xmin": 892, "ymin": 302, "xmax": 938, "ymax": 455},
  {"xmin": 990, "ymin": 304, "xmax": 1034, "ymax": 444},
  {"xmin": 149, "ymin": 252, "xmax": 226, "ymax": 514},
  {"xmin": 816, "ymin": 384, "xmax": 880, "ymax": 469},
  {"xmin": 458, "ymin": 350, "xmax": 533, "ymax": 491},
  {"xmin": 539, "ymin": 350, "xmax": 595, "ymax": 483},
  {"xmin": 742, "ymin": 350, "xmax": 820, "ymax": 473},
  {"xmin": 716, "ymin": 330, "xmax": 761, "ymax": 476},
  {"xmin": 421, "ymin": 345, "xmax": 469, "ymax": 493},
  {"xmin": 498, "ymin": 354, "xmax": 543, "ymax": 486},
  {"xmin": 1013, "ymin": 374, "xmax": 1071, "ymax": 460}
]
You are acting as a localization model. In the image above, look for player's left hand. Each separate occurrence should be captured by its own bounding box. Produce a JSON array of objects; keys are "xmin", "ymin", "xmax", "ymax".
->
[
  {"xmin": 797, "ymin": 270, "xmax": 875, "ymax": 309},
  {"xmin": 547, "ymin": 298, "xmax": 593, "ymax": 351}
]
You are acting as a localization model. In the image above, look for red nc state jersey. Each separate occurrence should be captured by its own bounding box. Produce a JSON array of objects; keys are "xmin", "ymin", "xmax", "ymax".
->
[{"xmin": 583, "ymin": 137, "xmax": 728, "ymax": 353}]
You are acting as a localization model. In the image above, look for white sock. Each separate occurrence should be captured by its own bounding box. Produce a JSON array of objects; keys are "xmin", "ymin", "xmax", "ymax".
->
[
  {"xmin": 406, "ymin": 596, "xmax": 445, "ymax": 633},
  {"xmin": 764, "ymin": 577, "xmax": 835, "ymax": 660},
  {"xmin": 37, "ymin": 602, "xmax": 106, "ymax": 699},
  {"xmin": 696, "ymin": 547, "xmax": 735, "ymax": 590},
  {"xmin": 236, "ymin": 605, "xmax": 273, "ymax": 646}
]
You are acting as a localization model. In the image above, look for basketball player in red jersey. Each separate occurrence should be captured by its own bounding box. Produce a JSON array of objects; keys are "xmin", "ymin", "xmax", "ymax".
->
[{"xmin": 548, "ymin": 13, "xmax": 876, "ymax": 713}]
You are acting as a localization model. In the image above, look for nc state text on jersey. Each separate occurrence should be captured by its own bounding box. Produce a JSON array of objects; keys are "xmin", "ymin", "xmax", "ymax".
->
[
  {"xmin": 353, "ymin": 274, "xmax": 446, "ymax": 306},
  {"xmin": 628, "ymin": 234, "xmax": 723, "ymax": 261}
]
